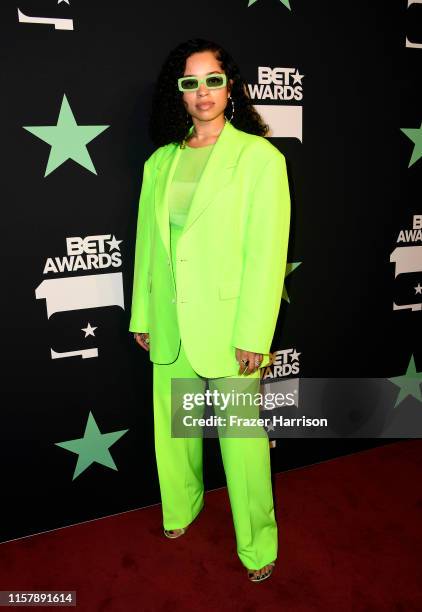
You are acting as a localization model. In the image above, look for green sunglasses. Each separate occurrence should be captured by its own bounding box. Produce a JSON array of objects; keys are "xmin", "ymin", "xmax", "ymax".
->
[{"xmin": 178, "ymin": 72, "xmax": 227, "ymax": 92}]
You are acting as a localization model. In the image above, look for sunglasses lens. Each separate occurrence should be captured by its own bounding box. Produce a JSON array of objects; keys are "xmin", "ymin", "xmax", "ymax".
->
[
  {"xmin": 181, "ymin": 78, "xmax": 198, "ymax": 90},
  {"xmin": 206, "ymin": 75, "xmax": 225, "ymax": 88},
  {"xmin": 179, "ymin": 74, "xmax": 226, "ymax": 91}
]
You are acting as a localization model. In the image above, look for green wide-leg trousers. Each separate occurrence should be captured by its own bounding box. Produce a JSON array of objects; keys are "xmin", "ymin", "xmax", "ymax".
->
[{"xmin": 151, "ymin": 224, "xmax": 278, "ymax": 571}]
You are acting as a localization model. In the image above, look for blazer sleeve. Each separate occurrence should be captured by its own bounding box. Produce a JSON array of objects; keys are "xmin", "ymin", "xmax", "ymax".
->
[
  {"xmin": 128, "ymin": 157, "xmax": 154, "ymax": 333},
  {"xmin": 231, "ymin": 151, "xmax": 291, "ymax": 355}
]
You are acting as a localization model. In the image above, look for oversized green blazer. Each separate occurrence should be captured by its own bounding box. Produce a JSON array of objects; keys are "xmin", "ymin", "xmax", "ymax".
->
[{"xmin": 129, "ymin": 120, "xmax": 291, "ymax": 378}]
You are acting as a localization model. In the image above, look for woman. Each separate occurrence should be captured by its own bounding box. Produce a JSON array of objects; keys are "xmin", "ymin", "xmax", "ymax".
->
[{"xmin": 129, "ymin": 38, "xmax": 291, "ymax": 582}]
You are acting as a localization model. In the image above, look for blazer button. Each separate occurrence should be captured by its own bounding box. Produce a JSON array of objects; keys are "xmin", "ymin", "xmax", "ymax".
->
[{"xmin": 171, "ymin": 298, "xmax": 175, "ymax": 303}]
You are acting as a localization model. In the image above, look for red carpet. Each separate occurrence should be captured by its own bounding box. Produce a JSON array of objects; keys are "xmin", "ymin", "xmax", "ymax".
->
[{"xmin": 0, "ymin": 440, "xmax": 421, "ymax": 611}]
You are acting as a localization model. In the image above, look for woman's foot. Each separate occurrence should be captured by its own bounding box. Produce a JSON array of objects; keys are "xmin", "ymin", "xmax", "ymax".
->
[
  {"xmin": 163, "ymin": 503, "xmax": 204, "ymax": 539},
  {"xmin": 163, "ymin": 526, "xmax": 188, "ymax": 539},
  {"xmin": 247, "ymin": 561, "xmax": 275, "ymax": 582}
]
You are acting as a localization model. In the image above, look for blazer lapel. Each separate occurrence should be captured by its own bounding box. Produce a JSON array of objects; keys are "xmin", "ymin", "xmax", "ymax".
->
[{"xmin": 154, "ymin": 120, "xmax": 240, "ymax": 263}]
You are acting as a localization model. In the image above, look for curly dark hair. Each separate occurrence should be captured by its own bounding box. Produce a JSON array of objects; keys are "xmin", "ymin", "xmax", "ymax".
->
[{"xmin": 148, "ymin": 38, "xmax": 269, "ymax": 148}]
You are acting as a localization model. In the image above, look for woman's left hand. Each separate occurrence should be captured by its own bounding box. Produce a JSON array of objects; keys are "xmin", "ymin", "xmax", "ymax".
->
[{"xmin": 235, "ymin": 348, "xmax": 263, "ymax": 375}]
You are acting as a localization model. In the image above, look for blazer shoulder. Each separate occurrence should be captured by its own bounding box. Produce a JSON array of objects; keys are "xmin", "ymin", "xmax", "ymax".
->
[
  {"xmin": 236, "ymin": 128, "xmax": 285, "ymax": 164},
  {"xmin": 144, "ymin": 142, "xmax": 175, "ymax": 171}
]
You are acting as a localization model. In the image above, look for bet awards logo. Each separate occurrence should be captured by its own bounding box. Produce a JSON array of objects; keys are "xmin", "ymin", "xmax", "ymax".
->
[
  {"xmin": 249, "ymin": 67, "xmax": 303, "ymax": 101},
  {"xmin": 261, "ymin": 347, "xmax": 301, "ymax": 379},
  {"xmin": 261, "ymin": 348, "xmax": 301, "ymax": 419},
  {"xmin": 43, "ymin": 234, "xmax": 122, "ymax": 274},
  {"xmin": 36, "ymin": 233, "xmax": 125, "ymax": 360},
  {"xmin": 395, "ymin": 215, "xmax": 422, "ymax": 244},
  {"xmin": 248, "ymin": 67, "xmax": 304, "ymax": 141},
  {"xmin": 390, "ymin": 215, "xmax": 422, "ymax": 311}
]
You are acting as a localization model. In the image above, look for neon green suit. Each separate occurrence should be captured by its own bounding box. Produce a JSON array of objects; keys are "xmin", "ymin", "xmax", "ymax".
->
[
  {"xmin": 129, "ymin": 120, "xmax": 291, "ymax": 377},
  {"xmin": 129, "ymin": 120, "xmax": 291, "ymax": 569}
]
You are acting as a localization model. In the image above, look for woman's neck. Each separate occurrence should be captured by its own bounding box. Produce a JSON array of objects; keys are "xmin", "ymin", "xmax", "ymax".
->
[{"xmin": 188, "ymin": 116, "xmax": 226, "ymax": 145}]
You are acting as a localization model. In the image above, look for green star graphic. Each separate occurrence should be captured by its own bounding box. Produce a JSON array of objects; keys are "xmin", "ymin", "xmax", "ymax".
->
[
  {"xmin": 23, "ymin": 94, "xmax": 109, "ymax": 177},
  {"xmin": 282, "ymin": 261, "xmax": 301, "ymax": 303},
  {"xmin": 248, "ymin": 0, "xmax": 291, "ymax": 9},
  {"xmin": 388, "ymin": 354, "xmax": 422, "ymax": 409},
  {"xmin": 55, "ymin": 411, "xmax": 128, "ymax": 480},
  {"xmin": 400, "ymin": 120, "xmax": 422, "ymax": 168}
]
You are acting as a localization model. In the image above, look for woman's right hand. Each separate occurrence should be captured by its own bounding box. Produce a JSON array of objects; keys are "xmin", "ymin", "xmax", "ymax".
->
[{"xmin": 133, "ymin": 332, "xmax": 150, "ymax": 351}]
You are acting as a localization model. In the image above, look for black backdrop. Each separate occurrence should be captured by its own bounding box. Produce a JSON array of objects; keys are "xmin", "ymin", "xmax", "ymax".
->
[{"xmin": 1, "ymin": 1, "xmax": 420, "ymax": 543}]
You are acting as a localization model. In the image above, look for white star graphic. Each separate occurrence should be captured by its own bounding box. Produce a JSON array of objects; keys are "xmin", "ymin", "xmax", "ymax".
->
[
  {"xmin": 107, "ymin": 235, "xmax": 122, "ymax": 251},
  {"xmin": 82, "ymin": 322, "xmax": 97, "ymax": 337},
  {"xmin": 292, "ymin": 70, "xmax": 304, "ymax": 85},
  {"xmin": 291, "ymin": 349, "xmax": 301, "ymax": 361},
  {"xmin": 58, "ymin": 0, "xmax": 70, "ymax": 4},
  {"xmin": 415, "ymin": 283, "xmax": 422, "ymax": 294}
]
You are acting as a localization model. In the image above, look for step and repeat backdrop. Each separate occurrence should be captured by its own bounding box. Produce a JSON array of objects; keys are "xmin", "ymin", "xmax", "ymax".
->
[{"xmin": 1, "ymin": 1, "xmax": 421, "ymax": 542}]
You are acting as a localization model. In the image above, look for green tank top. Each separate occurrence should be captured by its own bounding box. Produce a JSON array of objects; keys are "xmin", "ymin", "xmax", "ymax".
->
[{"xmin": 169, "ymin": 143, "xmax": 215, "ymax": 228}]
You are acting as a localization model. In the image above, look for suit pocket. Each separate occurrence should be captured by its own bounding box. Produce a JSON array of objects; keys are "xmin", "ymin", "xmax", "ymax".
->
[{"xmin": 218, "ymin": 280, "xmax": 241, "ymax": 300}]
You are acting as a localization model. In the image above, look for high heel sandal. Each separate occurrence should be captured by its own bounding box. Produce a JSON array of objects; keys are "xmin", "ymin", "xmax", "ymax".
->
[
  {"xmin": 163, "ymin": 526, "xmax": 189, "ymax": 539},
  {"xmin": 163, "ymin": 502, "xmax": 203, "ymax": 539},
  {"xmin": 247, "ymin": 561, "xmax": 275, "ymax": 583}
]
